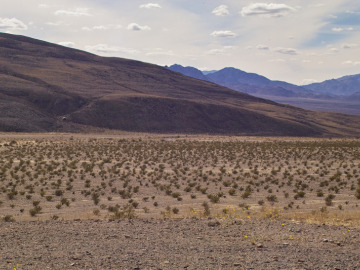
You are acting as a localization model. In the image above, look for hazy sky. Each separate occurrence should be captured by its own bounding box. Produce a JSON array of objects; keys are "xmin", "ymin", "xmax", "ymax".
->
[{"xmin": 1, "ymin": 0, "xmax": 360, "ymax": 84}]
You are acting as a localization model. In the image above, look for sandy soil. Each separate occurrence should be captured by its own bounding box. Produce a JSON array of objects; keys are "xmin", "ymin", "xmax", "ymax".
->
[{"xmin": 1, "ymin": 218, "xmax": 360, "ymax": 270}]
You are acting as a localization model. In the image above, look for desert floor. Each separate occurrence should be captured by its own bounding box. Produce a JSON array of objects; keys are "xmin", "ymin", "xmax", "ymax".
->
[{"xmin": 1, "ymin": 133, "xmax": 360, "ymax": 269}]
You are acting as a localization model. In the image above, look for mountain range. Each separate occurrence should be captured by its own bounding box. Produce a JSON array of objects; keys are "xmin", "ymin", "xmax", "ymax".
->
[
  {"xmin": 1, "ymin": 33, "xmax": 360, "ymax": 137},
  {"xmin": 304, "ymin": 74, "xmax": 360, "ymax": 96},
  {"xmin": 166, "ymin": 64, "xmax": 360, "ymax": 115}
]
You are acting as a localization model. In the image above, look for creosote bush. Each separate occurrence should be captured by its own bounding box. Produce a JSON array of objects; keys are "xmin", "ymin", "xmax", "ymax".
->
[{"xmin": 0, "ymin": 136, "xmax": 359, "ymax": 222}]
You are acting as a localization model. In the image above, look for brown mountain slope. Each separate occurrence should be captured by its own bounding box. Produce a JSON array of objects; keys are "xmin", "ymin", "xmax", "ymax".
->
[{"xmin": 0, "ymin": 33, "xmax": 360, "ymax": 136}]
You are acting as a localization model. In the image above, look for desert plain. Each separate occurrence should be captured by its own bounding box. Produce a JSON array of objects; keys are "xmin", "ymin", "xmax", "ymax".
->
[{"xmin": 0, "ymin": 133, "xmax": 360, "ymax": 269}]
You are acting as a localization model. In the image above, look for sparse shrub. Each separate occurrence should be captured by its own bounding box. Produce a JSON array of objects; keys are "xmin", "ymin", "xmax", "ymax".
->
[
  {"xmin": 131, "ymin": 201, "xmax": 139, "ymax": 208},
  {"xmin": 92, "ymin": 192, "xmax": 100, "ymax": 205},
  {"xmin": 355, "ymin": 188, "xmax": 360, "ymax": 199},
  {"xmin": 32, "ymin": 200, "xmax": 40, "ymax": 207},
  {"xmin": 266, "ymin": 195, "xmax": 278, "ymax": 203},
  {"xmin": 202, "ymin": 201, "xmax": 210, "ymax": 217},
  {"xmin": 93, "ymin": 209, "xmax": 100, "ymax": 216},
  {"xmin": 294, "ymin": 191, "xmax": 305, "ymax": 200},
  {"xmin": 110, "ymin": 204, "xmax": 136, "ymax": 220},
  {"xmin": 207, "ymin": 194, "xmax": 220, "ymax": 203},
  {"xmin": 29, "ymin": 206, "xmax": 42, "ymax": 217},
  {"xmin": 184, "ymin": 186, "xmax": 192, "ymax": 192},
  {"xmin": 320, "ymin": 206, "xmax": 327, "ymax": 213},
  {"xmin": 325, "ymin": 194, "xmax": 335, "ymax": 206},
  {"xmin": 239, "ymin": 203, "xmax": 249, "ymax": 209},
  {"xmin": 3, "ymin": 215, "xmax": 15, "ymax": 222},
  {"xmin": 241, "ymin": 190, "xmax": 251, "ymax": 199},
  {"xmin": 55, "ymin": 189, "xmax": 63, "ymax": 196}
]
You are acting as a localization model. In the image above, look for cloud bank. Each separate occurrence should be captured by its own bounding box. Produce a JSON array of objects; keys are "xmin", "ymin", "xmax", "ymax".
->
[
  {"xmin": 275, "ymin": 47, "xmax": 298, "ymax": 55},
  {"xmin": 210, "ymin": 30, "xmax": 236, "ymax": 37},
  {"xmin": 212, "ymin": 5, "xmax": 230, "ymax": 16},
  {"xmin": 58, "ymin": 41, "xmax": 75, "ymax": 48},
  {"xmin": 0, "ymin": 18, "xmax": 28, "ymax": 31},
  {"xmin": 82, "ymin": 25, "xmax": 122, "ymax": 31},
  {"xmin": 140, "ymin": 3, "xmax": 161, "ymax": 9},
  {"xmin": 127, "ymin": 23, "xmax": 151, "ymax": 31},
  {"xmin": 241, "ymin": 3, "xmax": 296, "ymax": 17},
  {"xmin": 55, "ymin": 8, "xmax": 91, "ymax": 16}
]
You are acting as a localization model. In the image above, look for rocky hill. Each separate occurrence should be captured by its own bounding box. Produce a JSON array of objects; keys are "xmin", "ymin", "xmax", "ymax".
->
[{"xmin": 1, "ymin": 33, "xmax": 360, "ymax": 136}]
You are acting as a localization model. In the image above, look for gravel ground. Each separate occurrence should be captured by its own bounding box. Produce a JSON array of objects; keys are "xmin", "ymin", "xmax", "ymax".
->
[{"xmin": 1, "ymin": 218, "xmax": 360, "ymax": 270}]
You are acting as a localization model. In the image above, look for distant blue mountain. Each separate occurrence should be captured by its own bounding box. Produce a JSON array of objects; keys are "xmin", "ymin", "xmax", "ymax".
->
[
  {"xmin": 167, "ymin": 64, "xmax": 314, "ymax": 98},
  {"xmin": 303, "ymin": 74, "xmax": 360, "ymax": 96},
  {"xmin": 166, "ymin": 64, "xmax": 360, "ymax": 115},
  {"xmin": 165, "ymin": 64, "xmax": 208, "ymax": 81},
  {"xmin": 202, "ymin": 70, "xmax": 218, "ymax": 75}
]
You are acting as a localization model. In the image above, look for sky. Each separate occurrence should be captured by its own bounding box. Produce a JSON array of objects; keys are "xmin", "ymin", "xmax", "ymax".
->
[{"xmin": 1, "ymin": 0, "xmax": 360, "ymax": 85}]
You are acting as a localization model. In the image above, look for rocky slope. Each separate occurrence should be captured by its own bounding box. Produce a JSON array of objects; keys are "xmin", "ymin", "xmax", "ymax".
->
[{"xmin": 1, "ymin": 33, "xmax": 360, "ymax": 136}]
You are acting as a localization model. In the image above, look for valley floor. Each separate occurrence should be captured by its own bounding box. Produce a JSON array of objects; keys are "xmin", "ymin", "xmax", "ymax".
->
[
  {"xmin": 1, "ymin": 134, "xmax": 360, "ymax": 269},
  {"xmin": 1, "ymin": 219, "xmax": 360, "ymax": 270}
]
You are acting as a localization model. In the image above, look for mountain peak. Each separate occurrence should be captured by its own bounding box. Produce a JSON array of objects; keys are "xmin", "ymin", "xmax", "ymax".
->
[{"xmin": 166, "ymin": 64, "xmax": 208, "ymax": 81}]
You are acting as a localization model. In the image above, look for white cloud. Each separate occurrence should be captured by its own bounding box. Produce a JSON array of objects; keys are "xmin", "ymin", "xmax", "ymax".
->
[
  {"xmin": 302, "ymin": 78, "xmax": 318, "ymax": 85},
  {"xmin": 256, "ymin": 44, "xmax": 269, "ymax": 50},
  {"xmin": 275, "ymin": 47, "xmax": 298, "ymax": 55},
  {"xmin": 140, "ymin": 3, "xmax": 161, "ymax": 9},
  {"xmin": 55, "ymin": 8, "xmax": 91, "ymax": 16},
  {"xmin": 210, "ymin": 30, "xmax": 236, "ymax": 37},
  {"xmin": 345, "ymin": 10, "xmax": 360, "ymax": 15},
  {"xmin": 127, "ymin": 23, "xmax": 151, "ymax": 31},
  {"xmin": 82, "ymin": 25, "xmax": 122, "ymax": 31},
  {"xmin": 241, "ymin": 3, "xmax": 296, "ymax": 17},
  {"xmin": 342, "ymin": 43, "xmax": 358, "ymax": 49},
  {"xmin": 206, "ymin": 49, "xmax": 226, "ymax": 55},
  {"xmin": 206, "ymin": 46, "xmax": 235, "ymax": 55},
  {"xmin": 58, "ymin": 41, "xmax": 75, "ymax": 48},
  {"xmin": 332, "ymin": 27, "xmax": 354, "ymax": 32},
  {"xmin": 342, "ymin": 60, "xmax": 360, "ymax": 66},
  {"xmin": 328, "ymin": 48, "xmax": 339, "ymax": 53},
  {"xmin": 212, "ymin": 5, "xmax": 230, "ymax": 16},
  {"xmin": 38, "ymin": 4, "xmax": 49, "ymax": 8},
  {"xmin": 46, "ymin": 21, "xmax": 69, "ymax": 26},
  {"xmin": 0, "ymin": 17, "xmax": 28, "ymax": 31},
  {"xmin": 85, "ymin": 44, "xmax": 121, "ymax": 54},
  {"xmin": 85, "ymin": 44, "xmax": 140, "ymax": 55}
]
